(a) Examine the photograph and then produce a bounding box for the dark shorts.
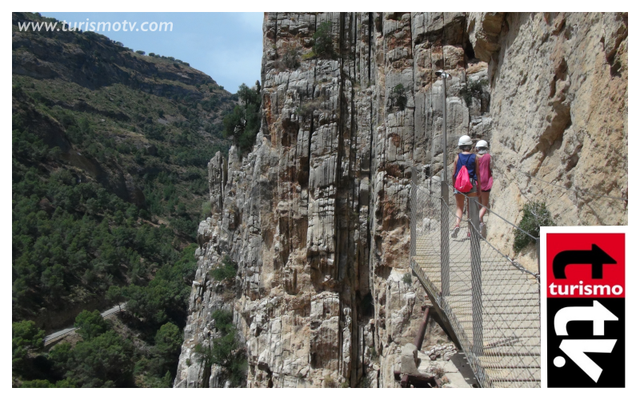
[481,189,491,193]
[454,181,477,195]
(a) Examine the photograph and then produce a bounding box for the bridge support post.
[536,238,540,275]
[440,186,450,297]
[410,168,417,260]
[469,199,483,356]
[440,73,450,298]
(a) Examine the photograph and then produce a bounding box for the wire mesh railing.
[410,170,541,388]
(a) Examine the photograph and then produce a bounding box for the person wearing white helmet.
[475,140,493,238]
[451,135,482,238]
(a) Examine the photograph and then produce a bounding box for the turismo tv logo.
[546,232,625,388]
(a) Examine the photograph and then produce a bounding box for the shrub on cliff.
[313,21,335,58]
[295,94,328,119]
[209,255,237,282]
[193,308,247,387]
[513,201,554,253]
[459,78,488,107]
[388,84,407,111]
[223,83,261,155]
[280,46,300,70]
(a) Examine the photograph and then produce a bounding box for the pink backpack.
[455,166,473,192]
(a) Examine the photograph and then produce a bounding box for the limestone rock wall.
[174,12,627,388]
[468,12,628,267]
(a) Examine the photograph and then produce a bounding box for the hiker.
[476,140,493,238]
[451,135,481,238]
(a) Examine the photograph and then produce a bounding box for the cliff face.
[174,12,627,388]
[468,12,628,267]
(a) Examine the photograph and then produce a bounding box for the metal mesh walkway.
[410,179,541,388]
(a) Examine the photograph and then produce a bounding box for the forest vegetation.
[12,12,259,387]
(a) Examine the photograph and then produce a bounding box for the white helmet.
[458,135,472,146]
[476,140,488,148]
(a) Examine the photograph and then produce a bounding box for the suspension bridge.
[410,173,542,388]
[409,65,627,387]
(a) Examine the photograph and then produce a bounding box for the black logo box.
[547,298,625,388]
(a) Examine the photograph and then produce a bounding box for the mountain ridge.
[12,11,234,330]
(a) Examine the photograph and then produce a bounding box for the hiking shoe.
[480,222,487,238]
[451,226,460,238]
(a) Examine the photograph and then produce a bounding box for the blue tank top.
[455,153,477,181]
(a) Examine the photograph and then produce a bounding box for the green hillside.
[12,12,247,387]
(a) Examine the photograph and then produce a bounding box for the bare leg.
[456,194,465,226]
[479,191,490,222]
[452,193,465,238]
[454,193,465,227]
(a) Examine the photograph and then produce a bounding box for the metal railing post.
[410,168,417,259]
[469,199,483,356]
[440,185,450,297]
[440,74,450,297]
[536,237,540,275]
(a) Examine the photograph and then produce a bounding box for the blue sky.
[42,12,264,93]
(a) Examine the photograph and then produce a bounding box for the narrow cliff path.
[43,303,127,346]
